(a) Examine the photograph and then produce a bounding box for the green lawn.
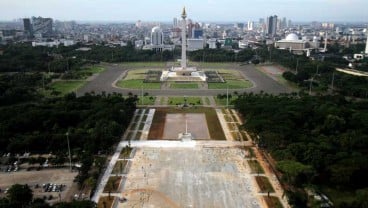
[49,81,86,95]
[255,176,275,193]
[112,160,128,174]
[248,160,265,174]
[137,96,156,105]
[119,146,133,159]
[167,97,202,105]
[208,80,252,89]
[214,96,238,106]
[170,83,199,89]
[82,66,105,74]
[116,80,161,89]
[191,62,236,68]
[124,69,151,80]
[121,62,165,68]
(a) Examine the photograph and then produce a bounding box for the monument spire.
[182,7,187,19]
[181,7,187,69]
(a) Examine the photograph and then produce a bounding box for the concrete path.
[253,147,290,208]
[140,109,155,140]
[208,96,217,107]
[154,96,162,106]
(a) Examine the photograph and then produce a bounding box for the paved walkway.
[253,147,290,208]
[92,107,289,208]
[154,96,162,106]
[140,109,155,140]
[208,96,217,107]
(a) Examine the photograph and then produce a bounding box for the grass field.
[137,96,156,105]
[168,97,202,105]
[116,80,161,89]
[119,146,133,159]
[214,95,238,106]
[49,81,86,95]
[112,160,128,174]
[248,160,265,174]
[124,69,149,80]
[121,62,165,68]
[82,66,105,74]
[190,62,236,68]
[208,80,252,89]
[170,83,199,89]
[255,176,275,193]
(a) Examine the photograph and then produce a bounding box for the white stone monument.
[160,7,207,82]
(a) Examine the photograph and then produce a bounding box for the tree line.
[235,92,368,207]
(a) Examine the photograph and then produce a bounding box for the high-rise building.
[192,28,203,39]
[288,20,292,28]
[173,18,178,27]
[266,15,277,36]
[151,26,163,46]
[247,21,254,31]
[32,17,53,37]
[282,17,287,29]
[23,18,32,37]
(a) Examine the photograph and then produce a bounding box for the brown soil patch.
[148,109,166,139]
[264,196,284,208]
[98,196,116,208]
[103,176,122,193]
[147,107,225,140]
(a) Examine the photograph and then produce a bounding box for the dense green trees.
[0,93,136,154]
[6,184,33,208]
[0,43,173,74]
[235,93,368,207]
[189,48,255,62]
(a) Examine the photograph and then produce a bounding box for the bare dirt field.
[147,107,225,140]
[0,169,77,203]
[118,147,261,208]
[163,113,210,140]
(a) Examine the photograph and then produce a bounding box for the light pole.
[309,77,314,95]
[66,131,72,172]
[226,85,229,108]
[141,84,144,105]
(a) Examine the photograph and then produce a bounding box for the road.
[77,63,293,97]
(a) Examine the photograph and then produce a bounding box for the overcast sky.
[0,0,367,22]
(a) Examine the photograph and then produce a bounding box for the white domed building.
[275,33,310,51]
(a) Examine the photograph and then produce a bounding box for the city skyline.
[1,0,368,23]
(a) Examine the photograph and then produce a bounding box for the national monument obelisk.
[181,7,187,69]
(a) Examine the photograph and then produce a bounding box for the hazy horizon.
[1,0,368,23]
